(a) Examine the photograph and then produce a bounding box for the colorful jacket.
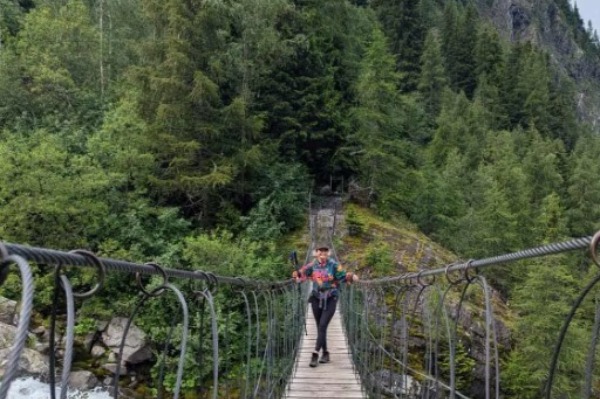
[297,257,354,299]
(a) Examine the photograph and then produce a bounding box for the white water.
[3,377,113,399]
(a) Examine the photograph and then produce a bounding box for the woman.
[293,243,359,367]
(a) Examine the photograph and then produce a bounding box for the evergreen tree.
[418,28,447,117]
[547,75,579,150]
[520,127,564,213]
[504,241,586,398]
[371,0,425,91]
[500,42,529,129]
[348,27,414,213]
[256,0,370,183]
[518,50,551,134]
[0,0,102,129]
[441,1,477,97]
[474,24,504,86]
[566,135,600,236]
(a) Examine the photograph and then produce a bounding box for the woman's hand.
[292,271,301,283]
[352,274,359,282]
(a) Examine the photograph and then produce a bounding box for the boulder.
[0,322,17,348]
[68,370,98,390]
[0,297,17,325]
[0,347,48,378]
[102,317,152,365]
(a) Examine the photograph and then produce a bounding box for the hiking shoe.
[309,352,319,367]
[319,351,330,363]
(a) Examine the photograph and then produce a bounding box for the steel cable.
[2,242,292,288]
[0,255,34,399]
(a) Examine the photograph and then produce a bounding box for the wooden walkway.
[286,305,365,398]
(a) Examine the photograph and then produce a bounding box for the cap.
[315,243,330,251]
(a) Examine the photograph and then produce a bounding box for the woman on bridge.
[293,243,359,367]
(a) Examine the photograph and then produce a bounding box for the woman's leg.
[309,297,322,367]
[310,296,323,351]
[316,297,337,353]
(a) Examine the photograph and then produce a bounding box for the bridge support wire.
[342,231,600,399]
[0,242,303,399]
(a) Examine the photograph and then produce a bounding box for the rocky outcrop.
[0,297,17,325]
[101,317,152,366]
[478,0,600,127]
[68,370,98,390]
[0,347,49,378]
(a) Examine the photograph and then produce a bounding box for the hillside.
[478,0,600,127]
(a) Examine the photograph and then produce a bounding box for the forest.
[2,0,600,397]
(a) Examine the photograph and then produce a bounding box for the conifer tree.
[418,28,447,117]
[441,1,477,97]
[474,24,504,86]
[520,127,564,212]
[349,27,414,213]
[371,0,425,91]
[566,135,600,236]
[0,0,101,129]
[518,50,551,134]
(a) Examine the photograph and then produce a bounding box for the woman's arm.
[333,262,359,283]
[292,261,315,281]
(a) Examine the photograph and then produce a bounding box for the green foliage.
[503,257,586,398]
[0,0,599,396]
[364,241,394,276]
[371,0,426,91]
[1,0,103,129]
[0,130,109,249]
[346,208,365,237]
[418,29,447,117]
[242,162,310,241]
[73,316,97,335]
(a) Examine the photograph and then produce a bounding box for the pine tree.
[441,1,477,97]
[566,135,600,236]
[0,0,102,129]
[474,24,504,86]
[418,28,447,117]
[371,0,426,91]
[349,27,415,214]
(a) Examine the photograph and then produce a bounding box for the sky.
[572,0,600,34]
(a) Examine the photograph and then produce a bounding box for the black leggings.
[309,295,337,353]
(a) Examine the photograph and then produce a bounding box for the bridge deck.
[286,305,365,398]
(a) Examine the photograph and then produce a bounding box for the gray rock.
[0,297,17,325]
[0,347,48,378]
[96,320,109,332]
[91,344,106,358]
[83,332,96,353]
[102,362,119,375]
[102,317,152,365]
[68,370,98,390]
[0,322,17,348]
[31,326,46,336]
[370,369,421,397]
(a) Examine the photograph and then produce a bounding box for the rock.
[96,320,109,332]
[0,297,17,325]
[31,326,46,336]
[83,332,96,353]
[102,363,119,375]
[370,369,421,396]
[91,344,106,358]
[68,370,98,390]
[0,322,17,348]
[102,317,152,365]
[0,347,49,378]
[34,342,51,355]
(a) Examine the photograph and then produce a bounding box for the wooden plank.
[285,305,366,399]
[286,391,365,398]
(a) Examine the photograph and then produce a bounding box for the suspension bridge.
[0,198,599,399]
